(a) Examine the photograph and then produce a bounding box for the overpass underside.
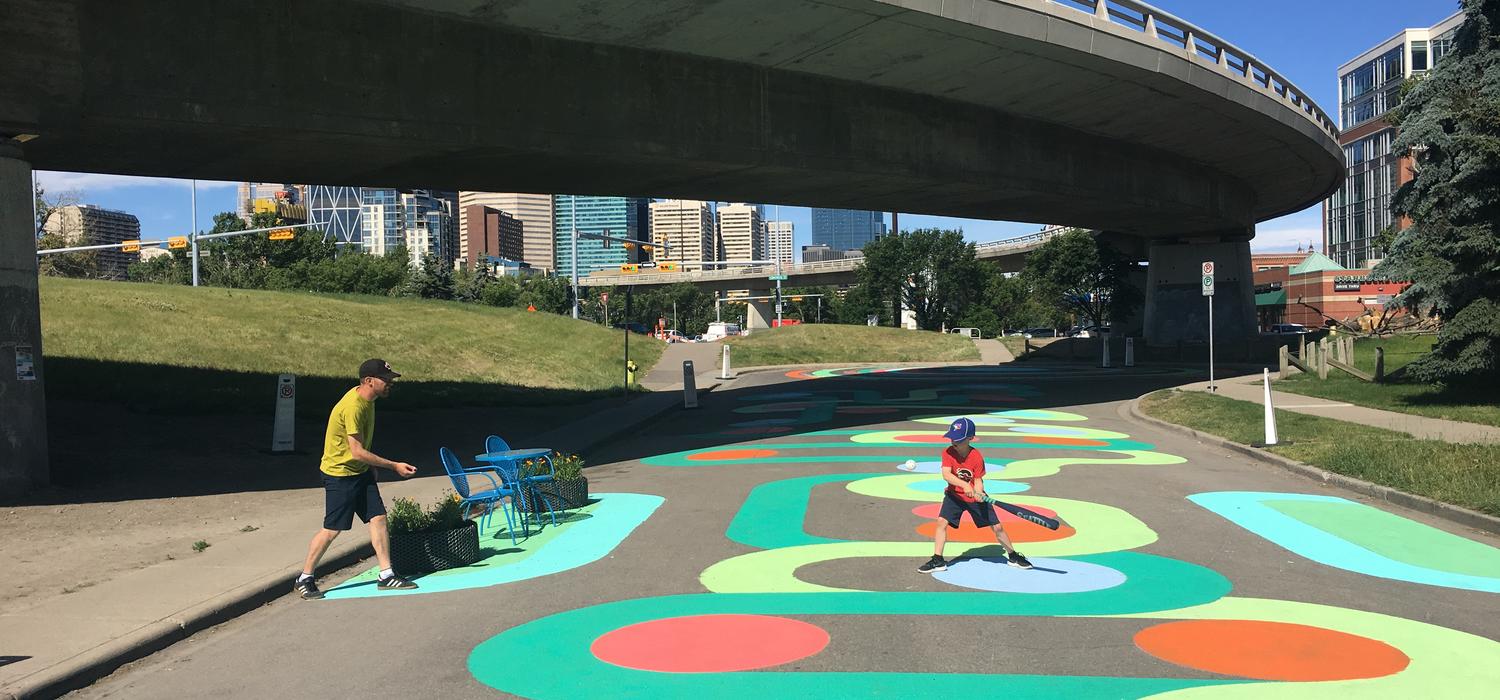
[0,0,1342,493]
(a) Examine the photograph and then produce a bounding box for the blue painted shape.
[897,460,1008,474]
[1189,491,1500,593]
[908,479,1027,495]
[933,557,1127,593]
[324,493,664,599]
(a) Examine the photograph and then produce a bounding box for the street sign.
[121,240,141,253]
[769,274,788,281]
[1201,261,1215,297]
[639,260,657,269]
[168,236,188,250]
[268,228,295,241]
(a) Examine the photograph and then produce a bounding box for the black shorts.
[938,492,1000,529]
[323,470,386,531]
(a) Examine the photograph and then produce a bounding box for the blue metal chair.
[439,447,520,545]
[481,435,560,529]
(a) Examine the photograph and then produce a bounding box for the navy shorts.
[323,471,386,531]
[938,492,1000,529]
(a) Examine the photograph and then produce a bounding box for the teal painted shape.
[1189,491,1500,593]
[641,441,1150,467]
[727,473,886,548]
[323,493,664,599]
[468,553,1239,698]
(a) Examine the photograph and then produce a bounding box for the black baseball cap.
[358,358,401,381]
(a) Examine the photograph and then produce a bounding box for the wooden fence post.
[1279,345,1290,379]
[1375,346,1385,382]
[1318,339,1329,379]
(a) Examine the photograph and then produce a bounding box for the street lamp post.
[570,196,579,319]
[190,179,199,287]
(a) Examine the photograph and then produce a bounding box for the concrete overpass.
[1,0,1341,493]
[581,228,1062,292]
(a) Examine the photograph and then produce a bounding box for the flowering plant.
[521,452,584,482]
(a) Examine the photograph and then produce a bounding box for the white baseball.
[903,459,916,470]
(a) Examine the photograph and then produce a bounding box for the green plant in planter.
[388,493,466,535]
[521,452,585,481]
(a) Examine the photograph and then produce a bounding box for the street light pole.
[570,196,579,319]
[190,179,199,287]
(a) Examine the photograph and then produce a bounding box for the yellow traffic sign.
[167,236,188,250]
[791,296,803,302]
[269,228,295,241]
[121,240,141,253]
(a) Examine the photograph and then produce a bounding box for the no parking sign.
[272,374,296,453]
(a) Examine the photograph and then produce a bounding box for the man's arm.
[347,433,417,477]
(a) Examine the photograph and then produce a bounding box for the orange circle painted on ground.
[911,503,1074,542]
[784,370,816,379]
[591,614,830,673]
[1018,436,1110,446]
[685,448,780,461]
[1134,620,1409,681]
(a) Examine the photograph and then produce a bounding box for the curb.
[1121,392,1500,538]
[3,393,688,700]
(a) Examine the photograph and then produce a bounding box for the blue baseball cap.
[942,417,977,442]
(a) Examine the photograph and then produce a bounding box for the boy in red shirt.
[917,417,1033,573]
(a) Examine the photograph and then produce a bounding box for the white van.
[702,322,742,342]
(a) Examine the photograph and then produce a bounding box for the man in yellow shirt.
[295,359,419,599]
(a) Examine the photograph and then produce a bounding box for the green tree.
[857,229,988,330]
[1021,228,1141,328]
[402,254,455,300]
[520,275,573,315]
[33,184,101,278]
[1373,0,1500,384]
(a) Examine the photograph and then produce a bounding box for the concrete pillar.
[746,298,774,330]
[0,141,49,496]
[1143,236,1257,346]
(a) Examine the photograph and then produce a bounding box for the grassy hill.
[38,278,664,414]
[721,324,979,367]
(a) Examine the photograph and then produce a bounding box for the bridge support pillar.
[746,297,775,330]
[1143,235,1256,347]
[0,141,50,496]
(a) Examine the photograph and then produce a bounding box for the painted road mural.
[452,370,1496,697]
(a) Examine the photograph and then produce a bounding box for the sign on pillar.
[271,374,296,453]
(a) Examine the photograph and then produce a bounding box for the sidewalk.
[0,392,683,700]
[640,340,726,392]
[973,338,1014,364]
[1181,373,1500,444]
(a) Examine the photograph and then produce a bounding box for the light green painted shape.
[1264,500,1500,579]
[702,496,1156,593]
[850,425,1131,442]
[1115,596,1500,699]
[845,473,1027,502]
[915,409,1090,424]
[998,450,1189,478]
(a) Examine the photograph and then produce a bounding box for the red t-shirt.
[942,445,986,503]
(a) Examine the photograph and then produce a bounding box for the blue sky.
[34,0,1458,254]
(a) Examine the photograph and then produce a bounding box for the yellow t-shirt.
[320,387,375,477]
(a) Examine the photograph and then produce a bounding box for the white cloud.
[1252,225,1321,253]
[34,171,238,194]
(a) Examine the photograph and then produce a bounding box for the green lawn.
[1277,334,1500,427]
[721,324,979,367]
[1141,390,1500,516]
[999,336,1028,359]
[38,278,663,414]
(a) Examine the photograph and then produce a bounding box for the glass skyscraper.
[553,196,649,276]
[810,208,885,253]
[359,188,458,267]
[306,185,365,244]
[1324,11,1462,269]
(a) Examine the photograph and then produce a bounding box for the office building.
[717,202,763,263]
[1253,251,1411,329]
[1324,10,1463,269]
[766,220,794,265]
[458,192,555,271]
[42,204,140,279]
[810,208,885,254]
[553,195,648,277]
[461,205,524,269]
[306,185,365,244]
[649,199,716,270]
[801,243,861,263]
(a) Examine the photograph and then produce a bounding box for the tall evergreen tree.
[1374,0,1500,384]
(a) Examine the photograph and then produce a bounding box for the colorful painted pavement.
[465,388,1500,697]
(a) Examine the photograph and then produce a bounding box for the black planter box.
[388,519,481,575]
[516,476,589,513]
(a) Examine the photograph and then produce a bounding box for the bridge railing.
[1048,0,1338,138]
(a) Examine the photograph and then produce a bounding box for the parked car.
[1023,328,1058,338]
[702,322,742,342]
[1267,323,1310,334]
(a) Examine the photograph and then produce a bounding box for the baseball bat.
[982,496,1060,530]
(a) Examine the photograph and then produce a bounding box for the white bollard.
[1124,337,1135,367]
[271,373,296,453]
[1260,368,1279,446]
[720,344,733,380]
[682,360,698,409]
[1101,334,1112,368]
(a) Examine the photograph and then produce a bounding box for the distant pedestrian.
[917,417,1032,574]
[295,359,419,599]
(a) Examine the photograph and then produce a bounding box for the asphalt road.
[69,364,1500,699]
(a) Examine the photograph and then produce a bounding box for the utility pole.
[190,179,199,287]
[570,196,579,319]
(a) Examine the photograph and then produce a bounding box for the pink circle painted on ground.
[685,448,780,461]
[591,614,830,673]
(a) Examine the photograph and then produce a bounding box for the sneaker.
[376,574,419,590]
[1007,551,1034,569]
[917,555,948,573]
[294,577,323,600]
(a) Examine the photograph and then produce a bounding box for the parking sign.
[1201,261,1215,296]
